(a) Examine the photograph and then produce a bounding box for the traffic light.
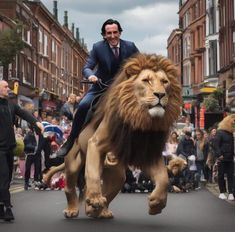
[13,80,19,95]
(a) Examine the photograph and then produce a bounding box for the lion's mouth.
[148,104,165,118]
[148,103,165,109]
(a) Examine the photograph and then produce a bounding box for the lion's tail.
[42,163,65,186]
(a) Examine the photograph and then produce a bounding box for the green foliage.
[203,94,220,112]
[13,137,25,157]
[0,27,24,66]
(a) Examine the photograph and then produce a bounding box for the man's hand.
[88,75,98,83]
[35,122,44,134]
[217,155,223,161]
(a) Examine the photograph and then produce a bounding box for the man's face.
[0,80,10,98]
[69,95,76,104]
[103,23,121,47]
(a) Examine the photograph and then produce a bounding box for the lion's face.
[133,69,170,118]
[103,53,182,131]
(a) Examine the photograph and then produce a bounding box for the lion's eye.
[161,79,168,85]
[142,78,151,85]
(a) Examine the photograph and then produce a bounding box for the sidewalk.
[206,183,235,205]
[10,177,24,193]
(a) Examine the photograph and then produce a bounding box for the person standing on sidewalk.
[0,80,44,221]
[56,18,139,157]
[213,115,235,201]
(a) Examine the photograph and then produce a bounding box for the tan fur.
[218,114,235,133]
[61,53,182,219]
[42,163,65,186]
[167,156,187,176]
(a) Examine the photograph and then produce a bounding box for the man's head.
[101,19,122,47]
[0,80,10,98]
[68,93,76,104]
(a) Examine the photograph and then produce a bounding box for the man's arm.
[82,44,98,79]
[13,104,44,133]
[213,131,222,159]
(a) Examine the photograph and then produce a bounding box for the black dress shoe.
[4,207,14,221]
[56,137,74,158]
[0,205,5,219]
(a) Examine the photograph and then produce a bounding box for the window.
[208,0,216,34]
[208,40,217,75]
[183,63,191,86]
[22,28,31,44]
[44,34,48,56]
[39,30,43,54]
[183,35,191,59]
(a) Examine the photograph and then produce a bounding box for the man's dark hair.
[101,19,123,36]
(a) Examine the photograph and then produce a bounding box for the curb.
[206,183,235,205]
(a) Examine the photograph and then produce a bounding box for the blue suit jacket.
[82,39,139,85]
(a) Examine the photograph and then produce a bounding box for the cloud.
[48,0,176,14]
[41,0,179,55]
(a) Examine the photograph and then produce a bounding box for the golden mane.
[93,53,182,131]
[91,53,182,167]
[218,114,235,133]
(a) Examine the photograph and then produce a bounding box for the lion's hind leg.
[63,142,84,218]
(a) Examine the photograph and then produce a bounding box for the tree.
[203,94,220,112]
[0,25,24,80]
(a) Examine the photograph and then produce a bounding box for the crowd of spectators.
[121,117,235,200]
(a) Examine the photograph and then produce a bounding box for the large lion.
[46,53,182,219]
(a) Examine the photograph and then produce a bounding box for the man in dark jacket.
[57,18,139,157]
[60,93,76,121]
[213,118,235,201]
[176,131,195,159]
[0,80,43,221]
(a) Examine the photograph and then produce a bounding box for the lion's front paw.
[63,207,79,218]
[148,189,167,215]
[98,208,114,219]
[85,193,107,218]
[86,193,107,209]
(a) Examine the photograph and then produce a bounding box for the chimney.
[76,27,80,41]
[81,38,84,47]
[71,23,74,36]
[64,11,68,28]
[53,1,58,20]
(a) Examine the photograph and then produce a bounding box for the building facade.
[0,0,88,112]
[218,0,235,111]
[167,0,235,127]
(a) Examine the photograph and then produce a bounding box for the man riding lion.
[45,53,182,219]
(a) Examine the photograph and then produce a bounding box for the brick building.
[0,0,88,112]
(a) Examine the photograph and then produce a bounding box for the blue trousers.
[70,85,105,140]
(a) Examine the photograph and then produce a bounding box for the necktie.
[113,47,119,59]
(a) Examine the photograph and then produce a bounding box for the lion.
[47,53,182,219]
[217,114,235,133]
[166,155,188,193]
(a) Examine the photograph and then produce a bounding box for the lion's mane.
[92,53,182,167]
[218,114,235,133]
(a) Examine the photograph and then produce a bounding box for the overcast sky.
[41,0,179,56]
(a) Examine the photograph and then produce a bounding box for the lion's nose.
[154,92,165,99]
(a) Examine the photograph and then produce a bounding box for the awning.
[200,87,217,93]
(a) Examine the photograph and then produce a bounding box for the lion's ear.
[124,59,141,79]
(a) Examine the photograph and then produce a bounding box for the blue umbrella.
[42,121,51,127]
[43,124,64,140]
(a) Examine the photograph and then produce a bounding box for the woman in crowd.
[194,129,209,184]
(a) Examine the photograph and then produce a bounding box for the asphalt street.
[1,185,235,232]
